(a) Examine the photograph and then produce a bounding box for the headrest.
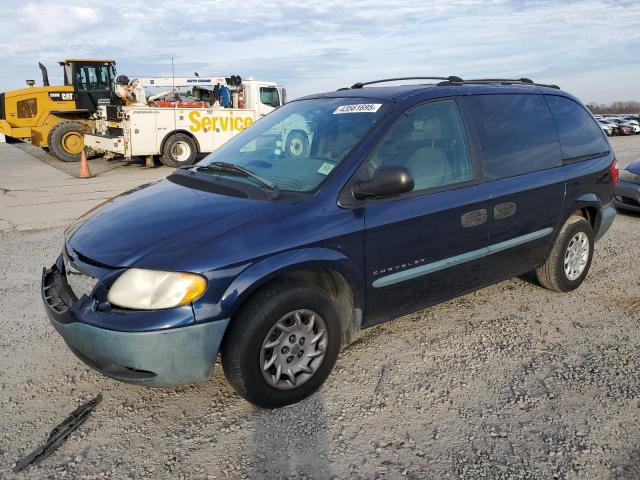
[421,117,445,141]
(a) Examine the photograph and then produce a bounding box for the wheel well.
[160,130,200,154]
[238,268,359,348]
[572,207,598,229]
[285,129,308,144]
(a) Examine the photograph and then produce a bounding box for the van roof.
[299,79,572,103]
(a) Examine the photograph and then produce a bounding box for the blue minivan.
[42,77,617,408]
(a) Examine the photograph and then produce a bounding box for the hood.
[66,178,281,270]
[625,159,640,175]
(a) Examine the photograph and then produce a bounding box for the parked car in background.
[597,119,618,136]
[622,115,640,123]
[614,159,640,212]
[42,77,617,408]
[605,118,639,135]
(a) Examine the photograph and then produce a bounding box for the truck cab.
[242,78,286,117]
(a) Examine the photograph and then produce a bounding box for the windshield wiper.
[198,162,278,192]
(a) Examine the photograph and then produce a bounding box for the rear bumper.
[42,264,229,386]
[595,202,617,241]
[614,181,640,212]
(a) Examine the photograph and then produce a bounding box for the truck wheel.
[160,133,197,167]
[221,280,341,408]
[48,121,85,162]
[536,215,594,292]
[285,131,309,158]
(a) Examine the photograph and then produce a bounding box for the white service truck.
[84,76,288,167]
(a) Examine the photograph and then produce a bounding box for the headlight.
[107,269,207,310]
[619,170,640,184]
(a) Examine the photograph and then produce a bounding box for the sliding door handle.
[494,202,517,220]
[461,208,488,227]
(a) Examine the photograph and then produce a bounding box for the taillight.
[610,157,619,186]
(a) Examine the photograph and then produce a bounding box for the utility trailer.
[85,76,292,167]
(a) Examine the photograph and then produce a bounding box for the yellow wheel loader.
[0,59,116,162]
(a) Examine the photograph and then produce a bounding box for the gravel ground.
[1,137,640,479]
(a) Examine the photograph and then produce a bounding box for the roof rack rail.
[437,77,560,89]
[350,76,463,89]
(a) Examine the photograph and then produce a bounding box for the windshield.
[197,97,390,192]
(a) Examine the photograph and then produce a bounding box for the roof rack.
[437,77,560,89]
[350,76,463,89]
[344,76,559,90]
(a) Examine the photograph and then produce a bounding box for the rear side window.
[544,95,610,160]
[466,94,561,180]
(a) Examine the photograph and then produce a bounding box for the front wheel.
[221,280,341,408]
[160,133,197,167]
[284,131,309,159]
[536,215,594,292]
[48,121,85,162]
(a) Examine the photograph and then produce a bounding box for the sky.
[0,0,638,104]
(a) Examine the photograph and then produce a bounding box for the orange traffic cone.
[78,149,93,178]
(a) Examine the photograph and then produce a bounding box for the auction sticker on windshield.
[333,104,382,114]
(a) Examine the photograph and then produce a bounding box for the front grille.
[42,267,73,314]
[63,253,99,300]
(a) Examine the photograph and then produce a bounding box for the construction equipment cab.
[85,76,287,167]
[0,59,116,162]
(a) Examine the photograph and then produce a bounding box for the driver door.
[361,98,492,325]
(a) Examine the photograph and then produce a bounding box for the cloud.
[0,0,638,103]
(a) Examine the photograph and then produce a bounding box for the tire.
[160,133,197,167]
[284,131,309,159]
[48,121,85,162]
[221,280,341,408]
[536,215,594,292]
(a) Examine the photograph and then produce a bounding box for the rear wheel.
[160,133,197,167]
[221,280,341,408]
[536,215,594,292]
[48,121,85,162]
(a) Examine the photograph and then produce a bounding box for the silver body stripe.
[372,227,553,288]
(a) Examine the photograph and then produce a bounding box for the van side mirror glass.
[353,165,415,199]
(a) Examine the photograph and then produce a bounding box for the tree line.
[587,101,640,114]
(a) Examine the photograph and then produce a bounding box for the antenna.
[172,57,178,171]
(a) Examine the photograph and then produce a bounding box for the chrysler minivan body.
[42,77,617,408]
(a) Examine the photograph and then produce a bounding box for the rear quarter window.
[544,95,610,161]
[466,94,562,180]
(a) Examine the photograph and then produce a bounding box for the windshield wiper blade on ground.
[13,394,102,472]
[201,162,278,191]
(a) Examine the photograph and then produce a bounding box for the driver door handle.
[461,208,488,228]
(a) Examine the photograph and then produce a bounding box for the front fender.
[192,247,363,323]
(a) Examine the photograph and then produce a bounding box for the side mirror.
[352,165,415,200]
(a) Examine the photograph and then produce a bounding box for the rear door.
[361,98,492,325]
[462,93,565,280]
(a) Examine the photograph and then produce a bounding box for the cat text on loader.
[0,59,116,162]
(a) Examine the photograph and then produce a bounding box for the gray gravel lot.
[1,137,640,479]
